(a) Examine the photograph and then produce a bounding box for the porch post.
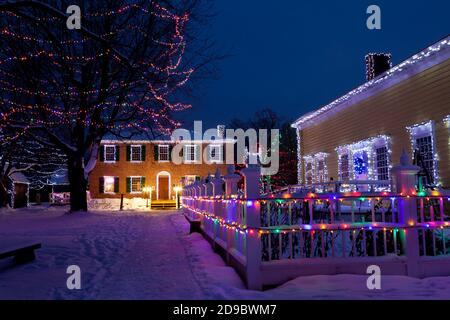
[223,165,240,197]
[391,150,421,277]
[241,164,262,290]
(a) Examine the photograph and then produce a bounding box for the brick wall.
[89,142,229,200]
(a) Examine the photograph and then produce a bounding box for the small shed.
[8,171,30,209]
[48,170,70,205]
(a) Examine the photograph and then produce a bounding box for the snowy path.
[2,207,450,299]
[97,213,209,299]
[0,208,231,299]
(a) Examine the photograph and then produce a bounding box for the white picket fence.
[182,162,450,290]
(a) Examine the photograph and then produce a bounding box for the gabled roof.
[292,36,450,130]
[9,171,29,184]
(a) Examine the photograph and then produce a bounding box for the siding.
[299,58,450,187]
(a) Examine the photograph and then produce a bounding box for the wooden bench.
[0,243,42,264]
[184,214,202,234]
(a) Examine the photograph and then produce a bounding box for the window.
[305,161,313,185]
[375,147,389,181]
[130,145,142,162]
[131,177,143,193]
[316,158,327,183]
[415,136,435,183]
[104,145,116,162]
[408,121,437,185]
[208,144,222,163]
[158,145,170,162]
[183,175,197,186]
[184,144,197,163]
[339,154,350,182]
[104,176,115,193]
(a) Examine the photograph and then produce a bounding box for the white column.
[223,165,241,197]
[391,150,421,277]
[241,164,262,290]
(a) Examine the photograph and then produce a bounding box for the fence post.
[391,151,421,277]
[241,164,262,290]
[211,168,224,197]
[223,165,241,197]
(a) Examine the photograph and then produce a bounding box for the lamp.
[174,185,182,209]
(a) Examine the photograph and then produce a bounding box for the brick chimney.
[365,53,392,81]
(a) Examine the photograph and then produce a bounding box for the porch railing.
[182,160,450,290]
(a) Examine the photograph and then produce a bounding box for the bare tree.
[0,0,216,211]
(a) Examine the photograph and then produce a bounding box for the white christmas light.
[292,38,450,129]
[303,152,329,184]
[336,135,392,183]
[406,120,440,186]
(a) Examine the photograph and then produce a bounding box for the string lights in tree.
[0,0,212,211]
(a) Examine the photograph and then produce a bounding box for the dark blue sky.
[181,0,450,129]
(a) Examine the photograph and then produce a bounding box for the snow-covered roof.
[292,36,450,130]
[9,171,29,184]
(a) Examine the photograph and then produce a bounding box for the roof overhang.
[292,37,450,130]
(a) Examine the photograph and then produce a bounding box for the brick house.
[89,139,232,204]
[292,37,450,190]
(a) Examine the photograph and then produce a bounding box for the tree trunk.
[68,156,88,212]
[0,178,8,207]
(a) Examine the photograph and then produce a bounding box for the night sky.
[181,0,450,129]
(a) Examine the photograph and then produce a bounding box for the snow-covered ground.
[1,206,450,300]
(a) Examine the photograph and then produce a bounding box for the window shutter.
[154,145,159,161]
[99,177,104,194]
[115,146,120,161]
[114,177,119,193]
[126,145,131,161]
[99,146,105,162]
[195,144,201,163]
[180,144,184,157]
[126,177,131,193]
[168,145,173,161]
[141,177,146,189]
[141,145,146,161]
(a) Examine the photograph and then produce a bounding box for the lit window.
[316,158,327,183]
[130,145,142,162]
[208,144,222,163]
[339,154,350,182]
[184,144,197,162]
[415,136,435,184]
[159,145,170,162]
[305,160,313,185]
[375,147,389,181]
[104,145,116,162]
[131,177,143,193]
[104,176,115,193]
[183,175,197,186]
[408,121,438,185]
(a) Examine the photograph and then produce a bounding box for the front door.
[158,175,169,199]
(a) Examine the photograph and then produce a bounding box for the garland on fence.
[185,191,449,203]
[184,205,450,236]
